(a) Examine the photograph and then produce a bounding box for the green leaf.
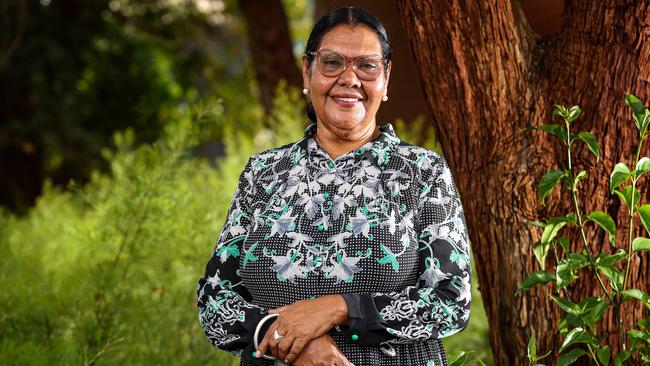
[627,329,650,344]
[556,237,571,254]
[613,349,632,366]
[527,124,568,143]
[539,170,566,205]
[560,327,593,352]
[551,295,582,314]
[533,241,550,269]
[518,271,556,291]
[633,237,650,252]
[638,204,650,236]
[577,131,599,161]
[599,265,624,292]
[572,170,588,191]
[557,348,587,366]
[595,250,626,268]
[567,105,582,123]
[541,218,570,244]
[621,289,650,309]
[610,163,631,193]
[613,185,640,209]
[528,330,537,360]
[585,211,616,246]
[625,93,646,130]
[579,296,608,330]
[635,157,650,179]
[447,351,471,366]
[556,260,578,289]
[597,346,611,366]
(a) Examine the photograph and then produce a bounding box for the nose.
[336,61,362,88]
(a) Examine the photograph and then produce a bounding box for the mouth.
[330,94,364,107]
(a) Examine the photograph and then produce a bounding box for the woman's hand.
[256,295,349,363]
[293,334,354,366]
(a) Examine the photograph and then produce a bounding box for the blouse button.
[351,334,359,341]
[328,161,335,168]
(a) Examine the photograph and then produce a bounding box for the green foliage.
[520,96,650,364]
[0,89,492,364]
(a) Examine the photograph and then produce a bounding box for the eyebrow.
[318,48,383,58]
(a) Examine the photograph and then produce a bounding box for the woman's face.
[302,24,391,139]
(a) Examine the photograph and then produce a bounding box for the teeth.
[336,97,358,102]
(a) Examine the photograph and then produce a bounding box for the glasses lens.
[318,52,346,76]
[354,57,383,80]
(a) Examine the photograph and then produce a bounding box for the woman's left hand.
[256,294,349,363]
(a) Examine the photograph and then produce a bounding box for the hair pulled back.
[304,7,392,123]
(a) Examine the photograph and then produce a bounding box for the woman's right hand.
[292,334,354,366]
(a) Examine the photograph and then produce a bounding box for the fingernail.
[254,351,261,358]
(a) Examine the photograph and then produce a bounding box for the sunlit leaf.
[597,346,610,366]
[559,327,592,352]
[550,295,582,314]
[638,204,650,236]
[518,271,555,291]
[557,348,587,366]
[577,131,599,162]
[610,163,631,193]
[448,351,471,366]
[527,124,567,143]
[635,157,650,179]
[632,237,650,252]
[567,106,582,123]
[585,211,616,246]
[613,185,640,209]
[621,289,650,309]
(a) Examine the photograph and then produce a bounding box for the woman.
[197,7,471,366]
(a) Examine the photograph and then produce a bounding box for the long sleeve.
[196,157,267,362]
[340,154,471,346]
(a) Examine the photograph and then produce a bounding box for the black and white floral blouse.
[197,123,471,366]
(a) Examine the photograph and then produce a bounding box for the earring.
[302,88,309,95]
[382,95,388,102]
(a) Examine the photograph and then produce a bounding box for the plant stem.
[622,136,644,292]
[618,132,645,351]
[565,122,613,303]
[586,343,601,366]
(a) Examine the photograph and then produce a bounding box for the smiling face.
[302,24,391,140]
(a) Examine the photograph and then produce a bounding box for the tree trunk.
[238,0,302,114]
[397,1,649,365]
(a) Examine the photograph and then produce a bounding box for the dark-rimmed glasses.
[306,49,387,81]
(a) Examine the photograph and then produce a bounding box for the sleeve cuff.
[340,293,385,345]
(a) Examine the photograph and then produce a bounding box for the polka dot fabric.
[197,123,471,365]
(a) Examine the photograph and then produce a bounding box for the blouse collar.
[294,123,400,169]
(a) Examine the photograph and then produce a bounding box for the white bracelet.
[253,313,279,360]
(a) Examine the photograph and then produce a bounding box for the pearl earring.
[382,95,388,102]
[302,88,309,95]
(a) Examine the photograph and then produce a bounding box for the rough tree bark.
[397,1,649,365]
[238,0,302,114]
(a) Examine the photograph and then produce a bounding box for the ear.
[301,55,311,90]
[383,61,392,96]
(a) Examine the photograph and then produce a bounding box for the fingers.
[276,334,296,362]
[256,320,278,358]
[284,337,308,363]
[269,305,287,314]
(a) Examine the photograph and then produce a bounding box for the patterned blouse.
[197,123,471,366]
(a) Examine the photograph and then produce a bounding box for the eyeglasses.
[306,49,387,81]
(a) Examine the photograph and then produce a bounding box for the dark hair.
[304,7,392,123]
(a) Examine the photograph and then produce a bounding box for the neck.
[315,123,381,160]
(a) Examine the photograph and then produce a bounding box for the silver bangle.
[253,313,279,360]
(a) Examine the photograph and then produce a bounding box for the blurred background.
[0,0,491,364]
